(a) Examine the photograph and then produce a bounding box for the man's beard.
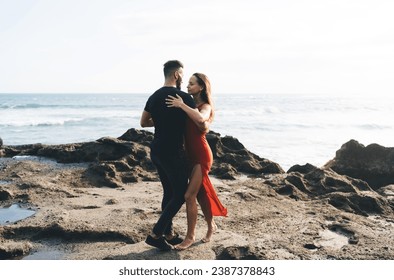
[176,77,182,90]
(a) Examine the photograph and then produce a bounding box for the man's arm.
[140,110,154,127]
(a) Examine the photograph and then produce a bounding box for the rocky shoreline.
[0,129,393,260]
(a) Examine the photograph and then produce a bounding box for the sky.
[1,0,393,95]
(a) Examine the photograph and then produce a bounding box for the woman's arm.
[196,105,211,133]
[166,94,210,132]
[140,110,154,127]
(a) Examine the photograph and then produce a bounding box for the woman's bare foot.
[202,221,217,243]
[175,237,195,250]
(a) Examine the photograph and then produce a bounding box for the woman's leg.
[175,164,203,250]
[197,190,217,242]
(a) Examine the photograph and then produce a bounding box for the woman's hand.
[165,94,184,108]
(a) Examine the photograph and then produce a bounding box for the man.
[140,60,196,250]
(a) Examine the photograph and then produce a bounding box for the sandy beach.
[1,129,393,260]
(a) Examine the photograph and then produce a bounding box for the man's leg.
[152,158,174,236]
[152,153,188,237]
[145,153,180,251]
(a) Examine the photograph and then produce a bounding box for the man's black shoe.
[145,235,173,251]
[165,233,183,245]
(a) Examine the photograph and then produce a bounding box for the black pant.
[150,149,189,236]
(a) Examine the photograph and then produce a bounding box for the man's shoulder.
[159,87,190,98]
[178,91,195,108]
[175,89,189,97]
[150,87,194,107]
[150,87,182,96]
[166,87,187,95]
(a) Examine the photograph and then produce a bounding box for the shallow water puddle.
[0,204,36,225]
[0,180,11,185]
[23,248,66,260]
[317,229,349,250]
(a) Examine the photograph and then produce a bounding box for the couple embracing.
[140,60,227,251]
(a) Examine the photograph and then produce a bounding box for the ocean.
[1,93,393,171]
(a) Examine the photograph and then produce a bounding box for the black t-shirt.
[144,86,196,154]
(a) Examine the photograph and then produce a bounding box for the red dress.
[184,114,227,217]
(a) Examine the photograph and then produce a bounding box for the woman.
[166,73,227,250]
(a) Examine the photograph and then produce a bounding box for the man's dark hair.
[163,60,183,78]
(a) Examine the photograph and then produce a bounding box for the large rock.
[324,140,394,190]
[118,128,153,145]
[268,167,393,216]
[206,132,284,178]
[0,129,284,186]
[0,241,32,259]
[287,163,317,174]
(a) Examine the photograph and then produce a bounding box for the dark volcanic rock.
[214,245,265,260]
[377,185,394,205]
[287,163,317,174]
[0,137,3,147]
[302,168,372,195]
[273,167,393,216]
[324,140,394,190]
[1,143,45,158]
[206,132,284,177]
[2,134,394,260]
[282,168,373,197]
[0,136,148,164]
[210,163,238,180]
[327,192,389,216]
[0,188,13,201]
[1,129,284,185]
[118,128,154,145]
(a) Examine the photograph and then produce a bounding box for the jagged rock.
[1,137,148,164]
[0,241,32,260]
[0,137,3,147]
[0,188,13,201]
[37,137,138,163]
[2,133,394,260]
[287,163,317,174]
[85,161,156,188]
[211,163,238,180]
[284,168,372,197]
[274,167,393,216]
[118,128,154,145]
[3,132,393,216]
[377,185,394,204]
[275,183,308,201]
[0,129,284,186]
[1,143,44,158]
[328,192,390,216]
[303,168,372,195]
[324,140,394,190]
[214,245,265,260]
[206,132,285,178]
